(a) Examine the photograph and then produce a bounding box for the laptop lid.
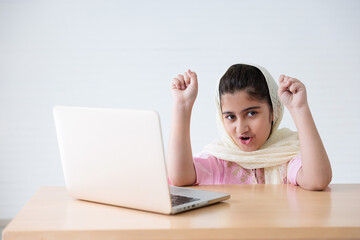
[54,106,173,214]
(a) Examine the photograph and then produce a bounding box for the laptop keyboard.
[171,194,200,207]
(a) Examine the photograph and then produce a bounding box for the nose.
[235,119,249,135]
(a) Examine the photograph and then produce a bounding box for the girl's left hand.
[278,75,308,112]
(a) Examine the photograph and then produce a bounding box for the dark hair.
[219,64,273,113]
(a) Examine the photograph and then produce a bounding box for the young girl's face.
[221,90,273,152]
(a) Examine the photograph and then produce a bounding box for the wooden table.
[3,184,360,239]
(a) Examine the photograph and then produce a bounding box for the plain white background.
[0,0,359,220]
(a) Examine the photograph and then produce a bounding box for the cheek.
[223,120,238,139]
[253,117,272,134]
[222,120,233,133]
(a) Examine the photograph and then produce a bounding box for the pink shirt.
[193,153,302,185]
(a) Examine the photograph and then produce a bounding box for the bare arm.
[278,75,332,191]
[167,70,198,186]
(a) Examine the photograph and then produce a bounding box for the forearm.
[290,106,332,190]
[167,103,196,186]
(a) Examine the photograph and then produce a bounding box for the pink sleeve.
[287,155,302,186]
[193,153,225,185]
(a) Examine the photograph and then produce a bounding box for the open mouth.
[240,137,252,145]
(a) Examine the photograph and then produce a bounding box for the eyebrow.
[222,106,261,115]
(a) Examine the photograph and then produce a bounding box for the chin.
[242,147,257,152]
[236,143,258,152]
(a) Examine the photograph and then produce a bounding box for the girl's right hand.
[171,69,198,108]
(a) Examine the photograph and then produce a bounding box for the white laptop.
[53,106,230,214]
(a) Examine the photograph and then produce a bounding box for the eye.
[247,111,257,117]
[225,115,236,120]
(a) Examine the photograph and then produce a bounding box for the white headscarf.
[202,63,300,184]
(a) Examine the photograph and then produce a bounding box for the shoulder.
[193,153,228,168]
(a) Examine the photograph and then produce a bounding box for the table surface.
[3,184,360,240]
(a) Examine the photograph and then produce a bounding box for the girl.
[167,63,332,191]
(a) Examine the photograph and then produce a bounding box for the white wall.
[0,0,359,219]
